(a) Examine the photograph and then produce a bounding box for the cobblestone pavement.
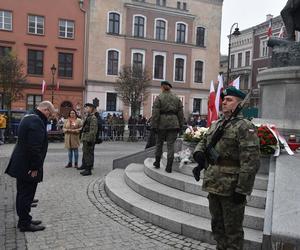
[0,142,215,250]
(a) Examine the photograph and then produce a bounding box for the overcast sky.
[220,0,286,54]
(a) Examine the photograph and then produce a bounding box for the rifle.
[205,90,252,165]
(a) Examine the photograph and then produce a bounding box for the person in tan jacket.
[0,113,7,144]
[63,109,82,168]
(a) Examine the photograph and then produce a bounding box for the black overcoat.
[5,109,48,182]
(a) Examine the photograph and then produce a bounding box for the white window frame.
[152,51,166,81]
[0,10,12,31]
[173,54,187,83]
[107,11,122,35]
[28,15,44,35]
[131,49,146,70]
[260,38,269,58]
[178,95,185,108]
[132,14,147,38]
[154,18,168,41]
[175,21,188,43]
[106,48,121,76]
[59,19,75,39]
[193,59,205,84]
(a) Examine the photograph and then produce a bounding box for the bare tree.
[0,52,26,110]
[115,65,151,118]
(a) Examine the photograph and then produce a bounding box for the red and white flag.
[229,76,240,89]
[41,80,47,94]
[207,80,218,127]
[56,81,60,91]
[267,18,272,37]
[278,25,286,38]
[215,74,224,116]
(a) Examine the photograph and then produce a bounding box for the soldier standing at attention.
[193,87,260,250]
[151,80,184,173]
[78,103,98,176]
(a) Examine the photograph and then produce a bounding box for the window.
[28,15,44,35]
[183,3,187,10]
[59,19,74,39]
[134,16,145,38]
[174,54,186,82]
[196,27,205,47]
[177,1,181,9]
[242,75,249,90]
[245,51,250,66]
[238,53,242,67]
[0,93,4,109]
[58,53,73,78]
[194,60,203,83]
[193,98,201,113]
[107,50,119,75]
[162,0,166,6]
[108,12,120,34]
[153,52,166,80]
[260,40,268,57]
[106,93,117,111]
[0,46,11,58]
[176,23,186,43]
[230,54,235,69]
[27,95,42,111]
[155,19,166,40]
[0,10,12,30]
[27,49,44,75]
[132,52,143,70]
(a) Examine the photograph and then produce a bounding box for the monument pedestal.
[256,66,300,138]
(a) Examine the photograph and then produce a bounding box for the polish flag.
[207,80,218,127]
[278,25,286,38]
[41,80,47,94]
[56,81,60,91]
[267,18,272,37]
[215,74,224,116]
[229,76,240,89]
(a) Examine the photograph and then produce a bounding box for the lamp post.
[226,23,241,86]
[50,64,56,104]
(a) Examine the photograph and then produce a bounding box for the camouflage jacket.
[194,116,260,196]
[81,113,98,143]
[151,91,184,130]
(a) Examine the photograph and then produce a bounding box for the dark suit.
[5,109,48,227]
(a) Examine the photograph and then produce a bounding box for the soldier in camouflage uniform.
[79,103,98,176]
[151,81,184,173]
[193,87,260,250]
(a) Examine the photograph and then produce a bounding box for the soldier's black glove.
[192,151,206,182]
[232,192,246,204]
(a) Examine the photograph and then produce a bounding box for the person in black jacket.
[5,101,56,232]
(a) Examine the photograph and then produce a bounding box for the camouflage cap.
[84,103,96,109]
[221,86,246,100]
[161,80,172,88]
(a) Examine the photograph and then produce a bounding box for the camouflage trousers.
[208,193,246,250]
[82,141,95,170]
[155,129,178,165]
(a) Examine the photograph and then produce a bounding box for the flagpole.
[50,64,56,104]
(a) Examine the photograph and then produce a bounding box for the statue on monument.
[281,0,300,41]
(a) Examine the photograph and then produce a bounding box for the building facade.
[87,0,223,119]
[0,0,88,117]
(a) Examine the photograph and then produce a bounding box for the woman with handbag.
[63,109,82,168]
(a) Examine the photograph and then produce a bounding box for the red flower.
[261,140,266,145]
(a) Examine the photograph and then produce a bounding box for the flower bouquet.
[257,125,278,155]
[183,126,208,143]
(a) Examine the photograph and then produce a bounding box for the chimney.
[266,14,273,21]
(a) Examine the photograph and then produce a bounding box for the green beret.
[84,103,96,108]
[161,80,172,88]
[221,86,246,100]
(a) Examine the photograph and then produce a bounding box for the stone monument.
[256,0,300,137]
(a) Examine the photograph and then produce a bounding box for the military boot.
[80,169,92,176]
[153,157,161,169]
[165,160,173,173]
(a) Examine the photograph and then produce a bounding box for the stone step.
[104,168,263,250]
[144,158,267,209]
[125,163,265,231]
[161,153,269,191]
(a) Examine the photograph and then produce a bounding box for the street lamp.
[226,23,241,86]
[50,64,57,104]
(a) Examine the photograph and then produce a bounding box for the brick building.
[86,0,223,119]
[0,0,88,117]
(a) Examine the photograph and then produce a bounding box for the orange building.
[0,0,88,117]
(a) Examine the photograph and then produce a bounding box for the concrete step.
[144,158,267,209]
[161,153,269,191]
[105,168,263,250]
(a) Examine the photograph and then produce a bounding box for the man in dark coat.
[5,101,56,232]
